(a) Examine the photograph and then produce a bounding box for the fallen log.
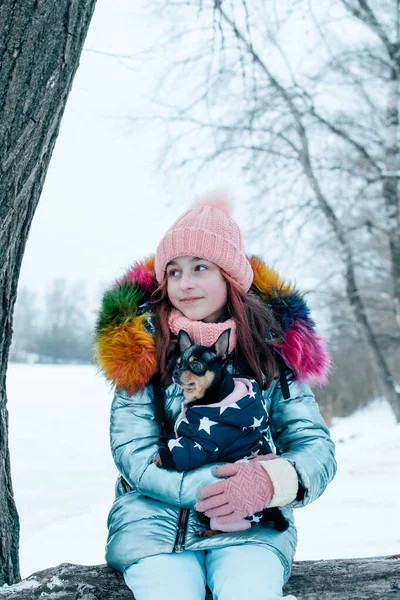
[0,555,399,599]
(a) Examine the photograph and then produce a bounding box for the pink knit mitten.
[209,516,251,532]
[196,456,299,523]
[195,461,275,523]
[248,452,279,463]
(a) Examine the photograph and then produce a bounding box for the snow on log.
[0,556,399,599]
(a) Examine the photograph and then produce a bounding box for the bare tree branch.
[340,0,393,54]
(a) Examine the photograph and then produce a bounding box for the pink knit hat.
[155,192,253,291]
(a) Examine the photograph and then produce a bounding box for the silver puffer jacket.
[106,375,335,582]
[95,255,337,582]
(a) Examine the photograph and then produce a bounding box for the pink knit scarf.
[168,308,237,353]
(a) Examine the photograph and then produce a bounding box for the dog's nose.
[181,376,194,385]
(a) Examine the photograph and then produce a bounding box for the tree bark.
[0,0,97,585]
[0,556,399,599]
[379,41,400,420]
[383,64,400,325]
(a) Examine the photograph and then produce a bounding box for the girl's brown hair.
[150,271,285,390]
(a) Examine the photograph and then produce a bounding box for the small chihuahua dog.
[172,328,235,405]
[153,328,289,536]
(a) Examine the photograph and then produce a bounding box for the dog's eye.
[190,361,204,374]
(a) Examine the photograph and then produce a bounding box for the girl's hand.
[247,452,279,463]
[196,515,251,538]
[195,460,275,523]
[209,516,251,532]
[195,453,299,522]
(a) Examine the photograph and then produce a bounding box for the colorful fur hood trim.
[94,254,331,395]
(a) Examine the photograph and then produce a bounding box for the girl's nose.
[179,271,195,290]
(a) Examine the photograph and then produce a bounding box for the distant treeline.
[10,279,400,424]
[315,281,400,425]
[9,279,96,365]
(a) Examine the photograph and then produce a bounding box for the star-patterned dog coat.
[166,377,272,472]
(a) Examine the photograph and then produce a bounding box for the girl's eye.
[167,264,207,277]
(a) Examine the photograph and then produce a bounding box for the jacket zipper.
[173,508,190,552]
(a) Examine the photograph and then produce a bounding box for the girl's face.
[166,256,228,323]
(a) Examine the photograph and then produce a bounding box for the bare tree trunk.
[377,53,400,420]
[0,0,97,585]
[301,137,400,423]
[383,66,400,323]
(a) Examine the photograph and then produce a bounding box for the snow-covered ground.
[6,364,400,579]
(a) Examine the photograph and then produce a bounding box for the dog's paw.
[152,453,163,468]
[196,530,222,538]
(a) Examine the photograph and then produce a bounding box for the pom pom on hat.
[193,190,233,215]
[155,190,253,291]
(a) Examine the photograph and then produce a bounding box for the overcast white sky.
[17,0,345,325]
[17,1,256,318]
[18,1,171,317]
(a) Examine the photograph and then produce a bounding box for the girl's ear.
[214,328,231,358]
[178,330,193,352]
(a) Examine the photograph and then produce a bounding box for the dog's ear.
[178,330,193,353]
[214,328,230,358]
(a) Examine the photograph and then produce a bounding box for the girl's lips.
[181,297,202,304]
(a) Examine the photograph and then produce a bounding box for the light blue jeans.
[123,544,297,600]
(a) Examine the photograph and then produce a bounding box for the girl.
[94,194,337,600]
